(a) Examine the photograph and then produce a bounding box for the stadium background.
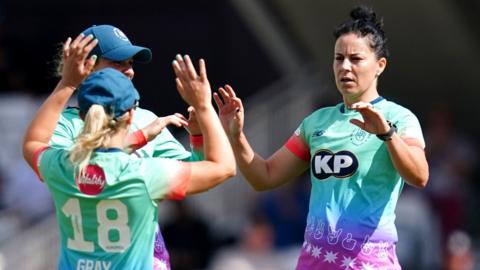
[0,0,479,269]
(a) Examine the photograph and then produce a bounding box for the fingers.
[173,54,197,80]
[215,85,243,113]
[175,77,184,92]
[224,84,237,98]
[232,97,244,112]
[198,59,207,80]
[174,113,187,121]
[350,102,373,110]
[350,119,364,128]
[69,34,85,50]
[77,34,95,52]
[63,37,72,58]
[218,87,231,102]
[84,38,98,54]
[213,92,224,109]
[183,55,198,80]
[84,55,98,73]
[167,114,188,127]
[64,34,97,63]
[187,106,197,119]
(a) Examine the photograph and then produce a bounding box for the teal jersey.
[50,107,203,161]
[285,97,425,268]
[35,147,190,270]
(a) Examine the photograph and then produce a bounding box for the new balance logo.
[312,129,325,137]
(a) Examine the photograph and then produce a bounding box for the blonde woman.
[23,34,235,269]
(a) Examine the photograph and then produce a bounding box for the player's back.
[37,147,175,270]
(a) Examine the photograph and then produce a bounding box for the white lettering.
[77,173,105,187]
[85,260,94,270]
[77,259,112,270]
[314,155,333,173]
[77,259,85,270]
[333,155,353,173]
[103,261,112,270]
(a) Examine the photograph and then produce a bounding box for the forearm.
[385,134,429,188]
[23,81,75,164]
[196,105,235,173]
[228,132,274,191]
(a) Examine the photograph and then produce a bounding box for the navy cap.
[78,68,140,119]
[82,25,152,63]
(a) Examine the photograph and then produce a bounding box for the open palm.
[350,102,390,135]
[213,85,244,137]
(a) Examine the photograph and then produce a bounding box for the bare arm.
[214,85,309,191]
[350,102,429,188]
[384,136,429,188]
[232,132,309,191]
[23,35,97,168]
[172,55,236,194]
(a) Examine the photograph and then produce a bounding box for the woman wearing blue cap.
[23,34,235,269]
[52,25,206,269]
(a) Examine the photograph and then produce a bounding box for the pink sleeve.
[126,130,148,151]
[285,135,310,162]
[166,162,191,200]
[32,146,50,182]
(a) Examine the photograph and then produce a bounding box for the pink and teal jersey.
[34,147,191,270]
[285,97,425,269]
[49,107,203,270]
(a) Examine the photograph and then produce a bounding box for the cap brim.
[102,45,152,63]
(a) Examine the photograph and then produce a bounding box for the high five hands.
[60,34,98,89]
[213,85,244,138]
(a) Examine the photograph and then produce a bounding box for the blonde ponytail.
[70,105,129,174]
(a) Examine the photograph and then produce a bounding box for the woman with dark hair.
[214,6,429,269]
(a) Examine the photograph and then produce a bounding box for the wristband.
[376,121,397,141]
[128,130,148,150]
[189,134,204,148]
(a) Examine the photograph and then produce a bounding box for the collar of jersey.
[340,96,385,114]
[95,147,125,153]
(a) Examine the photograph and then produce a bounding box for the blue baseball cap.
[78,68,140,119]
[82,25,152,63]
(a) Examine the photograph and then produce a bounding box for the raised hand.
[141,114,189,141]
[349,102,390,135]
[172,54,211,109]
[60,34,98,89]
[213,84,244,137]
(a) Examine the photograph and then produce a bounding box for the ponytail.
[69,104,129,174]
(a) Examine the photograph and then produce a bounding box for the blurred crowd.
[0,17,479,270]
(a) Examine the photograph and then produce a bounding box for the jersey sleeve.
[49,108,83,149]
[131,108,194,161]
[151,128,192,161]
[393,109,425,149]
[35,147,69,183]
[141,158,191,201]
[285,121,311,162]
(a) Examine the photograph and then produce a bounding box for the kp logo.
[311,149,358,180]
